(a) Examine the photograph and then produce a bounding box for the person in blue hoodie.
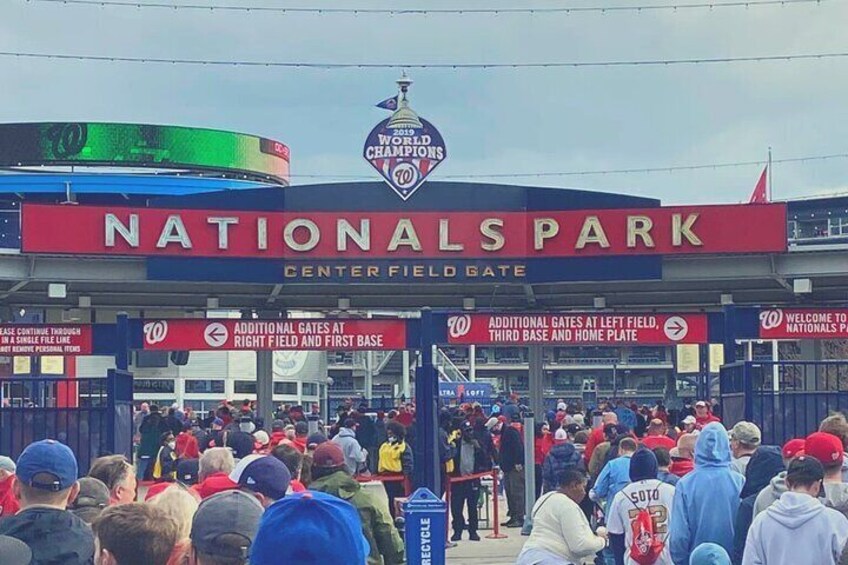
[742,456,848,565]
[669,422,743,565]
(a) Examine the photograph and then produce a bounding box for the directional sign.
[0,324,93,355]
[140,318,408,351]
[446,313,708,345]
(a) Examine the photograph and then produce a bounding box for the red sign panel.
[21,203,786,259]
[759,308,848,339]
[0,325,92,355]
[141,319,407,351]
[446,313,708,345]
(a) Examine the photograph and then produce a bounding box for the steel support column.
[413,308,440,494]
[528,345,545,418]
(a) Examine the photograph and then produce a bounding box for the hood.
[550,443,581,467]
[689,542,731,565]
[194,472,238,499]
[824,482,848,512]
[767,491,825,529]
[309,470,361,501]
[768,471,788,497]
[0,508,94,564]
[338,428,356,439]
[740,445,784,498]
[694,422,732,468]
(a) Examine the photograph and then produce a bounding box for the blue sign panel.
[439,382,494,401]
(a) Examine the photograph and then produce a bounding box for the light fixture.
[720,293,734,306]
[338,298,351,311]
[462,297,476,311]
[593,296,606,309]
[793,279,812,294]
[47,283,67,299]
[206,297,220,309]
[78,296,91,308]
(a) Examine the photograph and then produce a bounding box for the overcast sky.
[1,0,847,204]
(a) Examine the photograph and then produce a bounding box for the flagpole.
[768,146,773,201]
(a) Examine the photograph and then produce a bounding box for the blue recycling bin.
[403,487,447,565]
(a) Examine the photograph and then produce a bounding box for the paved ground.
[444,491,524,564]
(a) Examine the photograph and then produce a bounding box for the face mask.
[388,436,398,444]
[168,441,176,449]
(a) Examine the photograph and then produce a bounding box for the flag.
[375,95,399,111]
[748,165,768,204]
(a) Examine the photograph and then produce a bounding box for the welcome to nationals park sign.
[19,201,787,284]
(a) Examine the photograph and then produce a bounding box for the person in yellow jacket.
[152,431,178,482]
[378,421,414,518]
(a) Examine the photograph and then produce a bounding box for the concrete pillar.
[469,345,476,382]
[528,345,545,417]
[256,350,274,426]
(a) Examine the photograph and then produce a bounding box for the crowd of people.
[1,395,848,564]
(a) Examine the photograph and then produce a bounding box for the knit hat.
[805,432,844,466]
[312,442,346,468]
[782,438,806,460]
[689,542,731,565]
[629,448,658,482]
[250,491,369,565]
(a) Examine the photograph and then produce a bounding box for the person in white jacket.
[516,469,607,565]
[743,456,848,565]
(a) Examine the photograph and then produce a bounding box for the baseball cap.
[0,535,32,565]
[306,433,328,448]
[250,491,369,565]
[192,490,264,560]
[782,438,806,460]
[0,455,16,473]
[271,419,285,431]
[682,416,696,425]
[460,421,473,432]
[554,428,568,442]
[253,431,270,446]
[312,442,346,469]
[805,432,844,466]
[730,422,762,446]
[230,455,291,501]
[695,401,708,408]
[69,477,110,523]
[16,439,78,491]
[485,417,499,430]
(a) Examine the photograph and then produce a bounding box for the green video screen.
[0,122,289,185]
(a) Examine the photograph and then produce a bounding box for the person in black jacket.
[214,422,254,460]
[450,421,492,541]
[731,445,784,565]
[498,421,525,528]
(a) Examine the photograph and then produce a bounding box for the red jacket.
[641,435,676,451]
[175,432,200,460]
[696,414,721,429]
[534,434,554,465]
[268,431,288,449]
[193,472,238,499]
[669,458,695,477]
[0,475,19,517]
[584,426,607,465]
[290,479,306,493]
[292,436,308,453]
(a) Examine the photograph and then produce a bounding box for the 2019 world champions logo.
[363,76,447,201]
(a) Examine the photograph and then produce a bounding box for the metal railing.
[434,346,469,382]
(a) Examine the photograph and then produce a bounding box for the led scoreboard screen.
[0,122,290,185]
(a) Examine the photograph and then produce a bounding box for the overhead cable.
[22,0,834,16]
[1,50,847,69]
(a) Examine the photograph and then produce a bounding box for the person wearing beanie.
[669,423,743,565]
[731,445,785,565]
[607,448,676,565]
[752,437,806,518]
[805,431,848,519]
[308,442,404,565]
[691,543,731,565]
[742,456,848,565]
[541,430,583,494]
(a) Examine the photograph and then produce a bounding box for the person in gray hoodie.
[742,456,848,565]
[331,418,368,475]
[751,438,804,517]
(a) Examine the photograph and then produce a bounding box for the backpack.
[627,487,665,565]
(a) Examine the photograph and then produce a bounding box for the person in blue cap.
[250,490,370,565]
[0,439,95,564]
[690,543,731,565]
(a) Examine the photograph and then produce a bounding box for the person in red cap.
[754,437,810,518]
[806,431,848,518]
